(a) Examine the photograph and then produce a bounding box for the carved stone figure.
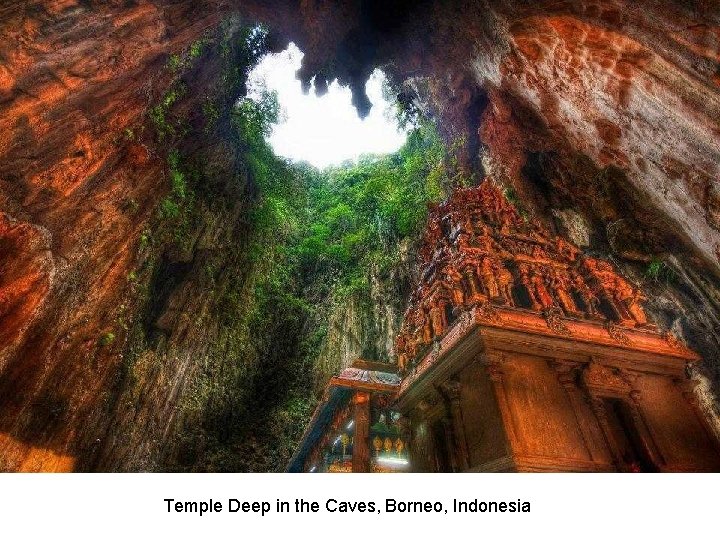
[443,265,466,306]
[478,257,500,299]
[549,269,580,317]
[419,308,432,344]
[572,274,599,317]
[518,264,542,310]
[428,299,446,338]
[496,262,514,305]
[530,268,555,309]
[626,289,649,326]
[614,279,649,326]
[462,262,484,303]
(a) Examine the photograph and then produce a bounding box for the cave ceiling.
[0,0,718,471]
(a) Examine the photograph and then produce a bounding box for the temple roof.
[286,360,399,473]
[394,180,674,374]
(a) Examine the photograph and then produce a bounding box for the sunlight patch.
[247,44,408,168]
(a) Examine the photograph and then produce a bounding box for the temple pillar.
[587,396,625,470]
[352,391,371,473]
[485,353,523,458]
[440,416,460,472]
[550,361,597,462]
[627,389,666,469]
[439,380,470,471]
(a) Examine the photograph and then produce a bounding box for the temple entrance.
[430,421,453,473]
[603,398,658,473]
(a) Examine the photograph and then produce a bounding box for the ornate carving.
[543,306,572,335]
[549,360,581,387]
[604,321,631,345]
[475,301,501,324]
[582,362,633,396]
[438,379,462,402]
[394,180,655,373]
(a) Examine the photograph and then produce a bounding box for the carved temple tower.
[289,180,720,472]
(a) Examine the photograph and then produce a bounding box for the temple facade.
[290,181,720,473]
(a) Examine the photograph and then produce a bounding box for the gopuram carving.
[290,181,720,473]
[395,180,654,373]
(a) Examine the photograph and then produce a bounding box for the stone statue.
[530,268,555,309]
[518,264,542,310]
[428,298,447,338]
[613,278,649,326]
[478,257,500,299]
[496,262,514,305]
[571,274,599,317]
[443,265,466,307]
[549,269,580,317]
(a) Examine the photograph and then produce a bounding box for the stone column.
[439,380,470,471]
[587,396,624,471]
[485,354,522,457]
[550,361,596,462]
[627,389,666,469]
[352,391,371,473]
[440,416,459,472]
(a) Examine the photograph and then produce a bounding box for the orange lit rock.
[0,0,718,471]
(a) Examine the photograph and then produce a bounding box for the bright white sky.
[247,44,408,168]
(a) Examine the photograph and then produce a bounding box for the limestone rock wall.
[1,0,719,470]
[313,239,415,388]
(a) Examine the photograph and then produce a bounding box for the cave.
[0,1,719,472]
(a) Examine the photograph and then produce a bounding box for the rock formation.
[0,0,718,470]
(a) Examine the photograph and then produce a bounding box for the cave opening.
[246,42,408,168]
[105,22,458,473]
[2,2,720,477]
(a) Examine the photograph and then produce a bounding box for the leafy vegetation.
[645,258,676,284]
[134,22,456,471]
[296,121,448,297]
[99,332,116,347]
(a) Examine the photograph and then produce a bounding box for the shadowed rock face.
[0,0,719,470]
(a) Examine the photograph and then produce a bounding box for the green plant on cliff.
[645,258,676,284]
[129,22,455,472]
[296,120,448,298]
[183,98,450,470]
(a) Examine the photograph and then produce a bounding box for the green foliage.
[502,185,530,221]
[99,332,115,347]
[139,230,151,251]
[295,120,448,295]
[138,24,458,470]
[159,198,180,219]
[189,39,206,59]
[167,39,207,73]
[166,54,183,73]
[150,85,186,141]
[202,99,220,132]
[167,149,187,200]
[645,258,676,284]
[183,92,451,470]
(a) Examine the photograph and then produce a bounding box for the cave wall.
[251,0,720,432]
[0,0,227,470]
[313,239,416,389]
[1,0,719,470]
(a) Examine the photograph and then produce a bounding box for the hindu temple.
[290,180,720,473]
